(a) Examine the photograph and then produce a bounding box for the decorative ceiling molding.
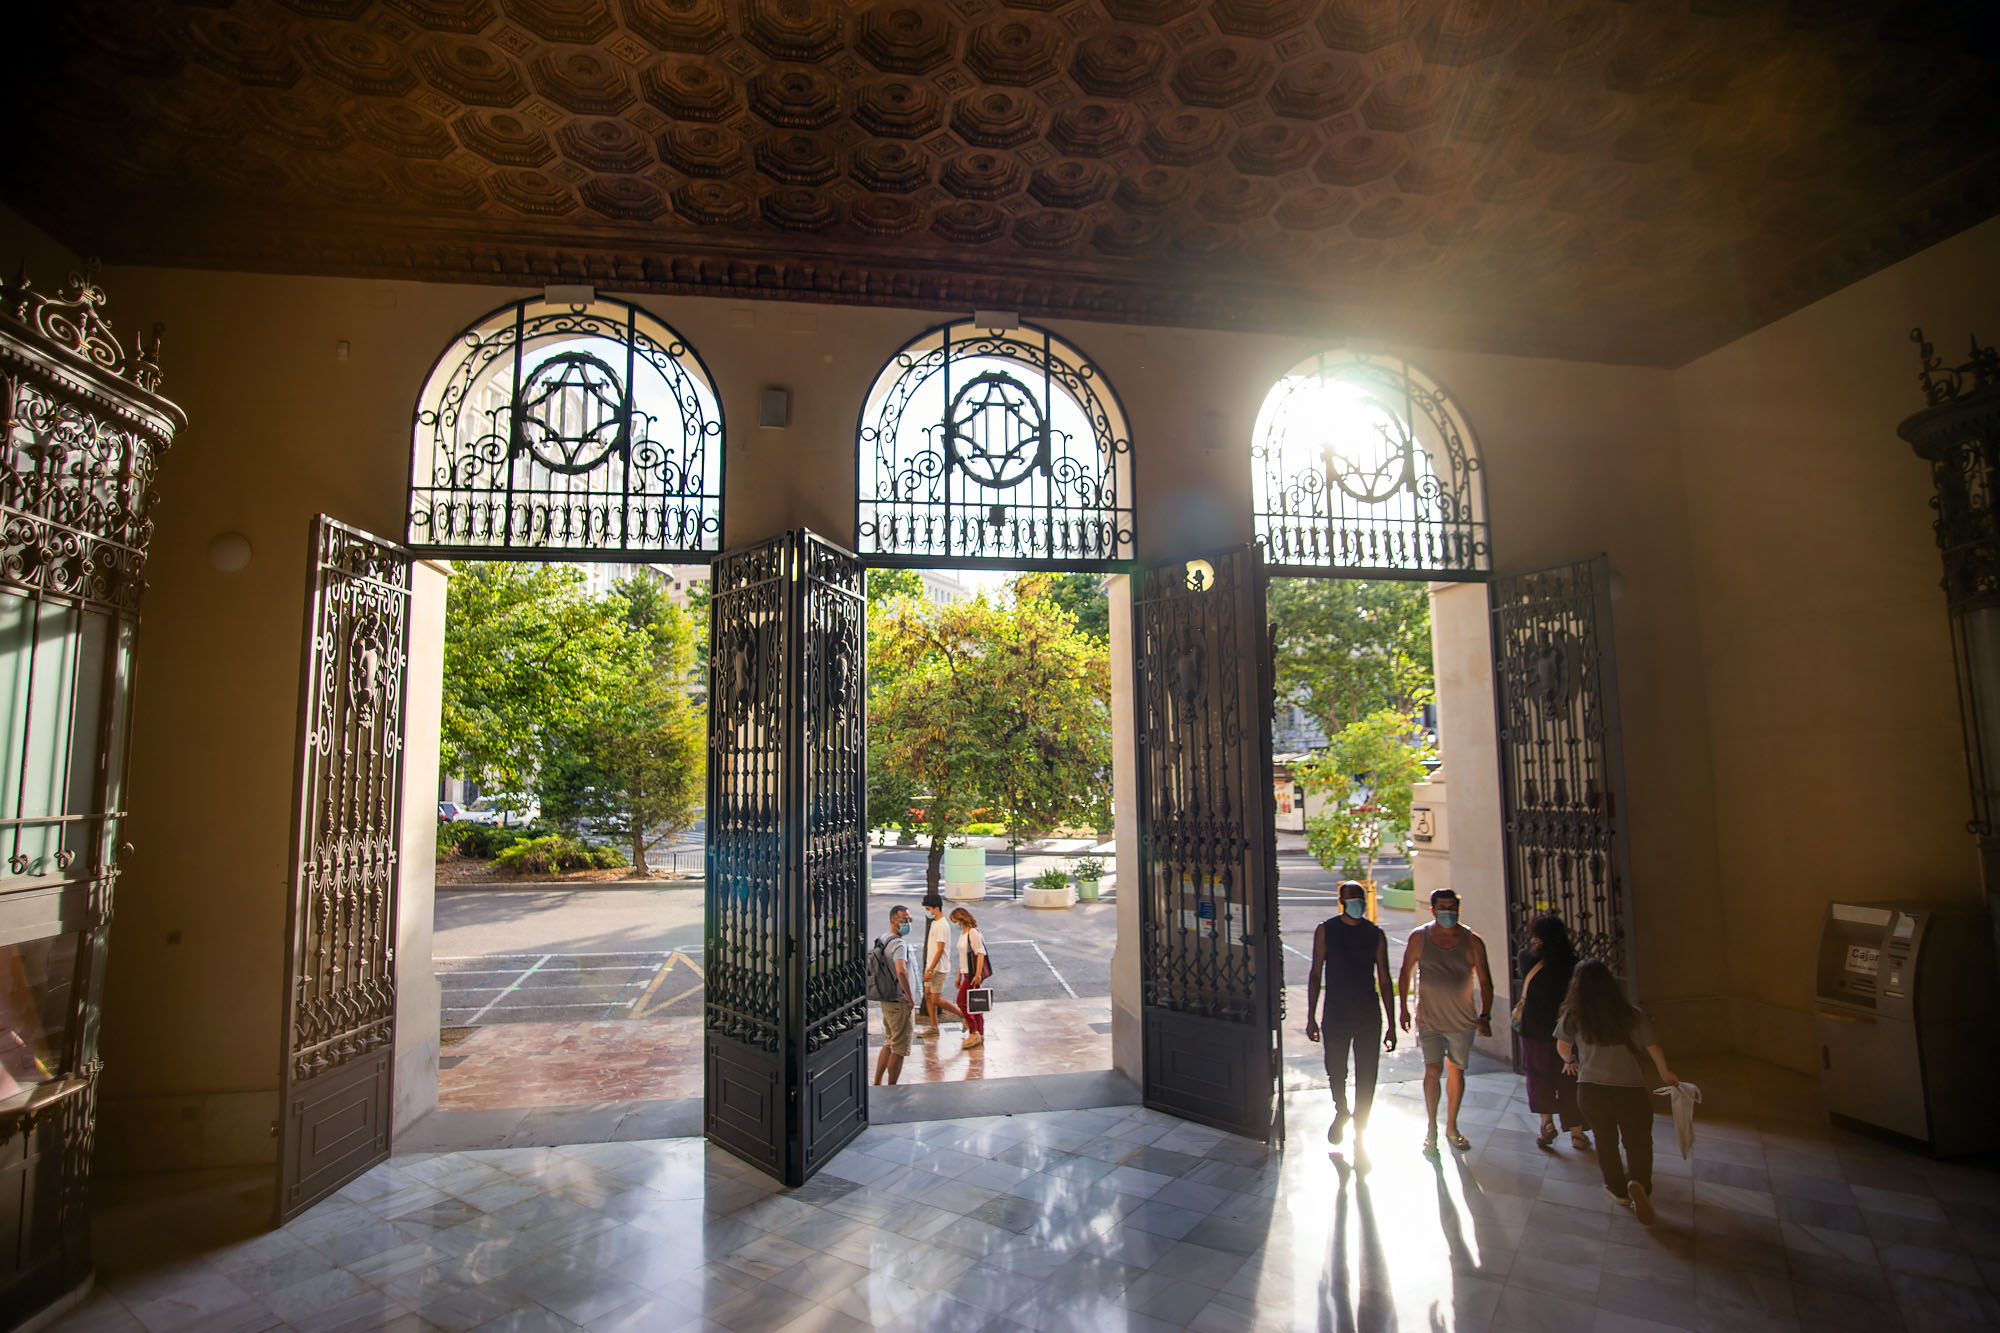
[4,0,1998,366]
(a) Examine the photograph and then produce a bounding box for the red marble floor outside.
[438,995,1114,1111]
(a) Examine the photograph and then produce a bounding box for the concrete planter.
[1076,878,1101,901]
[942,845,985,901]
[1023,883,1075,908]
[1376,879,1416,911]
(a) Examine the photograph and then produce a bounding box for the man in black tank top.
[1306,881,1397,1153]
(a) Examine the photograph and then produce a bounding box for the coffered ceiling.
[5,0,1997,364]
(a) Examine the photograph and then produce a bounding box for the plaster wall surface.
[1674,215,2000,1072]
[0,242,1727,1153]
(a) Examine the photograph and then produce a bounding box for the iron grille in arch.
[857,320,1133,568]
[1252,351,1488,576]
[408,297,723,559]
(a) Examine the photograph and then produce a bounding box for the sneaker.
[1604,1187,1633,1209]
[1328,1111,1350,1145]
[962,1034,983,1049]
[1628,1180,1654,1224]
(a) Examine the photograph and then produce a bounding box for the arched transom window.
[409,295,724,558]
[1252,350,1488,576]
[857,320,1133,568]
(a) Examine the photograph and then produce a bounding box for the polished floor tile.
[56,1060,2000,1332]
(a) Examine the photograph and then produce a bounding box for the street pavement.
[435,843,1419,1027]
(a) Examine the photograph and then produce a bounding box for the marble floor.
[439,1000,1116,1112]
[52,1059,2000,1332]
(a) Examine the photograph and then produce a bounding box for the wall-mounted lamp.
[208,532,252,572]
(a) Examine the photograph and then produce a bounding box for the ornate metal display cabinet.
[1490,557,1635,1002]
[705,530,867,1186]
[276,517,411,1224]
[1132,545,1284,1142]
[0,268,180,1324]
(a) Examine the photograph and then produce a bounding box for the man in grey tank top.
[1397,889,1494,1156]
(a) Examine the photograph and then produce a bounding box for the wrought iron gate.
[277,517,411,1223]
[706,530,867,1185]
[1491,556,1634,996]
[0,266,180,1324]
[1133,545,1284,1141]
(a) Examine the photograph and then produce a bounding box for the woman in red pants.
[950,906,989,1050]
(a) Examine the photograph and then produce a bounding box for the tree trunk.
[926,836,945,893]
[632,824,650,877]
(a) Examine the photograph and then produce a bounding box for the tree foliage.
[441,563,630,794]
[1268,578,1433,738]
[870,586,1110,889]
[1027,572,1109,643]
[444,564,705,875]
[1298,708,1435,884]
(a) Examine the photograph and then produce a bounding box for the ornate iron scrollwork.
[287,519,410,1082]
[408,297,723,559]
[1492,558,1632,983]
[1253,350,1489,576]
[857,320,1133,567]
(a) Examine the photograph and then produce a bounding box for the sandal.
[1447,1131,1472,1152]
[1421,1132,1440,1157]
[1571,1129,1592,1151]
[1536,1123,1558,1149]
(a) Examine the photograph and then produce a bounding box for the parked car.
[437,801,461,823]
[458,794,541,828]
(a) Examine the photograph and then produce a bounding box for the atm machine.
[1815,900,1998,1155]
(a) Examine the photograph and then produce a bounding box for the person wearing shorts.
[1398,889,1493,1155]
[872,905,917,1086]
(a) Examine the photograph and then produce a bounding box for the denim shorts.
[1417,1026,1474,1069]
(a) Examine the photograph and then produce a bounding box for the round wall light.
[208,532,253,573]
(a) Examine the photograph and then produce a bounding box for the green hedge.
[491,834,626,876]
[963,821,1008,836]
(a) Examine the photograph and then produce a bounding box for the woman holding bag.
[1557,958,1683,1224]
[951,907,989,1051]
[1513,914,1588,1151]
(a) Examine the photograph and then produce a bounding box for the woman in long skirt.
[1514,914,1588,1150]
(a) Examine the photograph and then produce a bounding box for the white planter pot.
[1022,884,1075,909]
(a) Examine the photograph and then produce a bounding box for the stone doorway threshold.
[397,1068,1140,1155]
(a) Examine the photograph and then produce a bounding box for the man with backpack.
[869,904,917,1086]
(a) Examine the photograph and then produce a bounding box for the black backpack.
[865,935,900,1002]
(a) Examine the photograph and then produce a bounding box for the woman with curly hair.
[1513,914,1589,1151]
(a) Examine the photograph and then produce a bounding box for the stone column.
[394,558,449,1133]
[1109,573,1143,1086]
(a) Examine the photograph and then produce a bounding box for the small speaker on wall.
[759,387,791,428]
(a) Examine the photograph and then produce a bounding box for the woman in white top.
[949,907,989,1050]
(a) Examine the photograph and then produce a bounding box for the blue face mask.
[895,920,911,936]
[1342,898,1367,919]
[1434,909,1460,929]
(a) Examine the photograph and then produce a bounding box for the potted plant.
[1071,855,1107,901]
[1024,865,1074,909]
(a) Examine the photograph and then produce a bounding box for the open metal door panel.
[1490,556,1636,1000]
[706,530,868,1186]
[277,517,412,1224]
[1132,546,1284,1142]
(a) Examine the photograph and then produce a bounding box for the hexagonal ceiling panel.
[4,0,1997,364]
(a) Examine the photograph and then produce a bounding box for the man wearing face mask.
[1398,888,1493,1155]
[870,905,917,1087]
[1305,881,1396,1156]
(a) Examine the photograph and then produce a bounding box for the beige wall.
[1676,216,2000,1072]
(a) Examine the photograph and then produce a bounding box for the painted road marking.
[1029,941,1078,999]
[466,954,552,1024]
[629,951,703,1018]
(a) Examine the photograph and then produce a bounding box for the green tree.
[1026,572,1110,643]
[1299,708,1435,885]
[870,586,1110,891]
[440,563,630,794]
[866,568,925,609]
[1268,578,1433,738]
[541,577,705,875]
